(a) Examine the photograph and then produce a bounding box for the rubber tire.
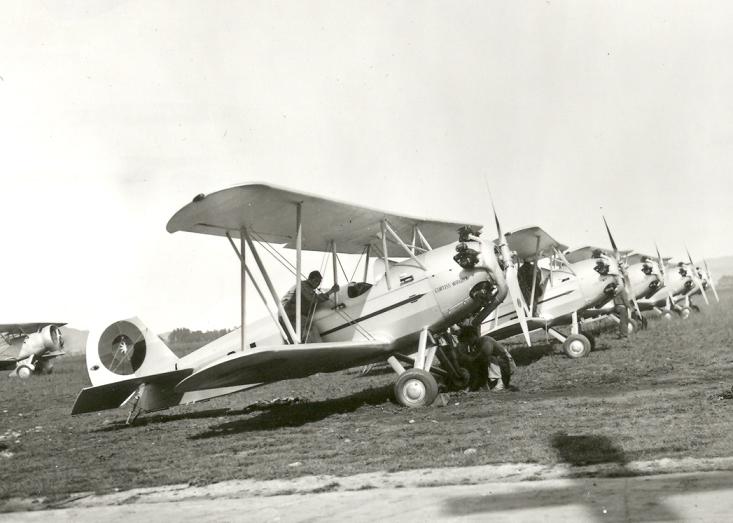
[679,307,691,320]
[580,331,597,351]
[16,365,33,379]
[563,334,592,359]
[662,311,673,321]
[393,369,439,408]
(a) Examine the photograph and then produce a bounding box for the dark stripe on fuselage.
[493,289,576,322]
[320,293,427,337]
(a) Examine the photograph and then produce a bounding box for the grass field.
[1,292,732,505]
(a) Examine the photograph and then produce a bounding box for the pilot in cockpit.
[281,270,339,342]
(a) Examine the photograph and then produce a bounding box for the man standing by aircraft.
[613,286,631,339]
[281,270,339,342]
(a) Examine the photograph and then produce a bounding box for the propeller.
[602,217,642,319]
[703,259,720,302]
[490,196,532,347]
[685,247,709,305]
[655,243,676,305]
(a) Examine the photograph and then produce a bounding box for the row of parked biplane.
[2,183,721,420]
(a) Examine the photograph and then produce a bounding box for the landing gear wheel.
[662,311,673,321]
[580,331,597,351]
[393,369,439,408]
[563,334,592,359]
[16,365,33,379]
[679,307,691,320]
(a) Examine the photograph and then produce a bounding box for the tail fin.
[85,317,179,387]
[73,317,185,415]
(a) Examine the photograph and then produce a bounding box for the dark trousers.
[614,304,629,338]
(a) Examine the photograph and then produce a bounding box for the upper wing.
[496,226,568,261]
[0,322,66,334]
[175,339,394,392]
[564,246,609,264]
[626,253,654,266]
[166,183,480,254]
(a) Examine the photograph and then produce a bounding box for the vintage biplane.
[569,218,665,332]
[638,249,695,319]
[0,322,65,378]
[478,227,625,359]
[467,201,624,358]
[72,183,508,420]
[666,250,719,313]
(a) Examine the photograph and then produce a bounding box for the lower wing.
[175,339,394,393]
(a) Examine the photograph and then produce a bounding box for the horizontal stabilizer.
[71,368,192,415]
[176,340,392,393]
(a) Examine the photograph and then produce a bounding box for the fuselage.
[639,263,694,308]
[482,255,622,337]
[181,239,508,373]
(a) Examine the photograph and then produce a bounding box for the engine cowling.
[19,325,63,359]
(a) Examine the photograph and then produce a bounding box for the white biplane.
[0,322,66,378]
[72,183,508,420]
[479,227,625,359]
[637,247,699,319]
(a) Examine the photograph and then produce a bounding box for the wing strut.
[528,235,540,314]
[381,220,391,290]
[243,229,299,344]
[331,240,339,306]
[240,230,247,352]
[226,232,286,343]
[295,202,303,341]
[416,226,432,251]
[363,244,371,282]
[383,220,427,270]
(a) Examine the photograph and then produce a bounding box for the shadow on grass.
[551,432,627,466]
[509,344,555,366]
[92,408,236,432]
[189,384,393,440]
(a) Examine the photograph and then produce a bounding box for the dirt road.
[4,458,733,522]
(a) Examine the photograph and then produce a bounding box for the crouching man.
[455,325,516,391]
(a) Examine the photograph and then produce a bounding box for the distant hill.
[60,326,88,355]
[704,256,733,284]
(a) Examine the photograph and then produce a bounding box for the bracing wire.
[349,246,368,282]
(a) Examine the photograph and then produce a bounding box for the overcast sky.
[2,1,732,332]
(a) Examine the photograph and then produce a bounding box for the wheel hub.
[404,379,426,402]
[568,340,585,355]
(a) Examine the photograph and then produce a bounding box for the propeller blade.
[703,259,720,302]
[685,248,709,305]
[602,216,619,257]
[655,243,666,277]
[505,265,532,347]
[486,186,505,243]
